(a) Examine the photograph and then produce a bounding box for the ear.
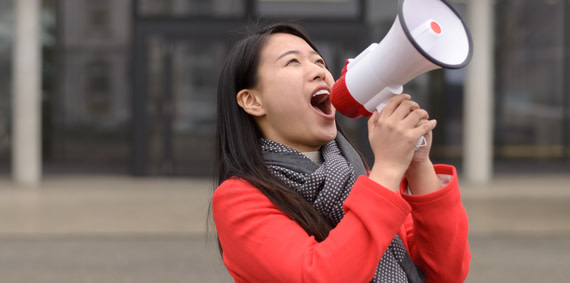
[236,89,266,117]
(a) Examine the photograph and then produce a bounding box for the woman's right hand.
[367,94,436,192]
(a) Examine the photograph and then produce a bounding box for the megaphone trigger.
[416,136,427,151]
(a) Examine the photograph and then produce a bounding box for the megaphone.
[330,0,472,147]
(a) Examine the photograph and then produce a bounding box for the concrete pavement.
[460,174,570,282]
[0,174,569,282]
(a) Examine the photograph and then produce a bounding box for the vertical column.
[12,0,42,186]
[464,0,494,183]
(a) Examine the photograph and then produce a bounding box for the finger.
[412,119,437,137]
[408,108,429,124]
[392,100,422,121]
[415,118,432,127]
[379,94,411,118]
[367,111,380,130]
[396,108,428,133]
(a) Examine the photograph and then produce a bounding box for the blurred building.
[0,0,568,179]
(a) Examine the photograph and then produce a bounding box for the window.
[256,0,361,19]
[138,0,244,17]
[84,0,111,37]
[495,0,567,158]
[84,59,112,115]
[0,0,12,165]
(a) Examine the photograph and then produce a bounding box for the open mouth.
[311,89,333,115]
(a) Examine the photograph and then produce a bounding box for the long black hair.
[214,22,363,244]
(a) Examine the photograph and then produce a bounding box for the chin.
[318,127,338,144]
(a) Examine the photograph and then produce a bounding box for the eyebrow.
[275,50,320,62]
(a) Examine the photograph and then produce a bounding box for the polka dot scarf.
[261,134,425,283]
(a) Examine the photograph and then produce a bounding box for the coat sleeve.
[212,177,412,283]
[398,164,471,283]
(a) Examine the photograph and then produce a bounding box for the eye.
[286,58,299,65]
[316,58,326,66]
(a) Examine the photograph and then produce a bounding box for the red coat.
[213,164,470,283]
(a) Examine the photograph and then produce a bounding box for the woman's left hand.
[410,118,435,165]
[405,118,441,195]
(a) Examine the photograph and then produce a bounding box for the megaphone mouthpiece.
[330,75,372,118]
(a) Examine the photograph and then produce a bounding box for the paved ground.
[0,174,569,282]
[0,235,229,283]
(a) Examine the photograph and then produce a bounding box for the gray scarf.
[261,134,425,283]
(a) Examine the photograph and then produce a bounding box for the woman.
[212,22,470,283]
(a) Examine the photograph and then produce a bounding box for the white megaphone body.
[330,0,472,148]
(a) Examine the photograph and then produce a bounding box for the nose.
[310,64,327,82]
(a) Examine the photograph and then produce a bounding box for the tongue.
[311,94,330,115]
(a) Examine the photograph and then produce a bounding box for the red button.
[430,21,442,34]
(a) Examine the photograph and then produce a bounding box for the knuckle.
[404,131,416,140]
[419,109,428,117]
[404,100,419,109]
[412,109,427,119]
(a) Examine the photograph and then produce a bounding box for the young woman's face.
[245,33,337,152]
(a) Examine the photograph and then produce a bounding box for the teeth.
[313,89,330,97]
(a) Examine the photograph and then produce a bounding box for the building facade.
[1,0,569,179]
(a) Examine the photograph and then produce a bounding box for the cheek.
[270,96,301,116]
[326,72,335,85]
[264,82,302,107]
